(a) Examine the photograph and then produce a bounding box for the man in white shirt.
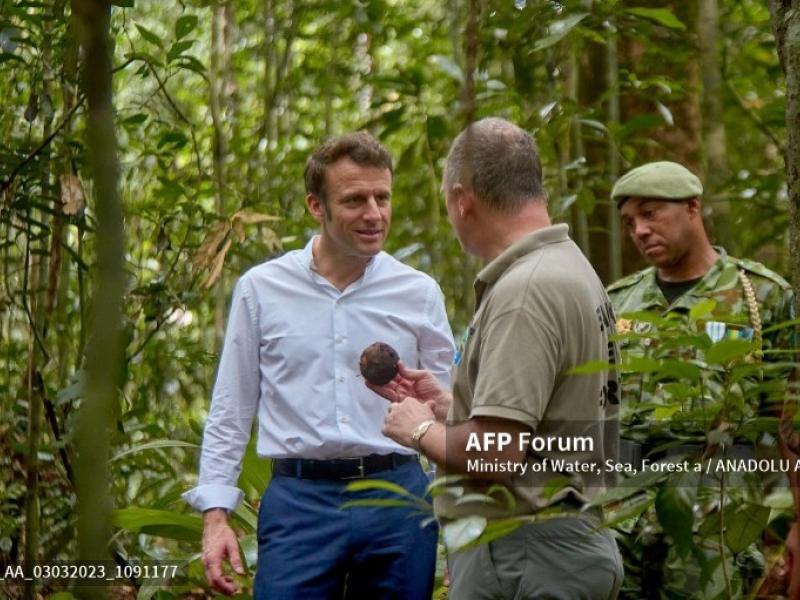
[183,132,455,599]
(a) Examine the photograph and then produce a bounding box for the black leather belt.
[272,453,417,480]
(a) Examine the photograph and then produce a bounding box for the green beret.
[612,161,703,207]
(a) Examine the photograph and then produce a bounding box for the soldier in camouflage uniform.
[607,161,796,598]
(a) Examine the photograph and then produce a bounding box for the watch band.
[411,419,436,450]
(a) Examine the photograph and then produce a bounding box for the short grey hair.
[443,117,546,213]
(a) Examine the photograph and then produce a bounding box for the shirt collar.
[642,245,731,310]
[301,235,381,281]
[690,245,728,291]
[474,223,570,305]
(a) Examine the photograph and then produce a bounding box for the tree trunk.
[568,47,591,258]
[768,3,800,598]
[210,1,227,350]
[69,2,124,598]
[769,1,800,299]
[698,0,730,246]
[606,22,622,282]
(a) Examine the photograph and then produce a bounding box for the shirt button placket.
[333,301,348,430]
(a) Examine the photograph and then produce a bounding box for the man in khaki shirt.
[371,117,623,599]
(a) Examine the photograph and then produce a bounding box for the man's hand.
[202,508,245,595]
[382,396,437,448]
[367,361,451,420]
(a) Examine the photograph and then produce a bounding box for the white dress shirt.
[183,237,455,511]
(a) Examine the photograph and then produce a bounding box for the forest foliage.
[1,0,798,598]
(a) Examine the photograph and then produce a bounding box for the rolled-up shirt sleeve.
[183,276,260,512]
[419,280,456,389]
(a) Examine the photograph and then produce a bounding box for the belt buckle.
[341,457,366,480]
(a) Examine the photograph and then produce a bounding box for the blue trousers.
[254,460,438,600]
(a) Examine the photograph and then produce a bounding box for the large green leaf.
[654,473,697,556]
[135,24,162,49]
[689,298,717,321]
[725,503,770,554]
[589,462,671,506]
[238,436,270,501]
[111,440,199,462]
[442,516,486,551]
[457,518,525,551]
[112,507,202,542]
[430,55,463,84]
[568,359,612,375]
[175,15,198,41]
[345,478,423,500]
[626,7,686,30]
[705,339,755,364]
[532,13,589,51]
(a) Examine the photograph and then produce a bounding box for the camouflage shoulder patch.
[729,256,791,290]
[607,268,651,293]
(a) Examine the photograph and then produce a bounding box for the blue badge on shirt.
[454,326,474,366]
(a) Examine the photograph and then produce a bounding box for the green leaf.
[725,503,770,553]
[604,494,653,529]
[705,339,754,364]
[590,461,671,507]
[578,118,607,133]
[0,52,24,65]
[239,437,271,501]
[619,114,662,139]
[135,24,162,49]
[655,473,697,556]
[762,318,800,335]
[237,533,257,570]
[122,113,148,126]
[454,493,499,506]
[174,55,207,78]
[232,503,257,533]
[568,359,612,375]
[485,484,517,511]
[621,356,661,373]
[689,298,717,321]
[426,115,448,141]
[111,439,199,462]
[345,478,421,500]
[112,508,202,542]
[658,359,701,382]
[340,498,418,510]
[653,404,682,419]
[157,131,189,150]
[430,55,463,84]
[532,13,589,51]
[426,474,467,497]
[175,15,198,40]
[458,518,524,550]
[442,515,486,551]
[626,7,686,30]
[111,0,134,6]
[167,40,194,62]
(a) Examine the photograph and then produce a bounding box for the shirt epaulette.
[729,256,791,290]
[606,268,650,293]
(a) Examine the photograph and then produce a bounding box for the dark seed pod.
[359,342,400,385]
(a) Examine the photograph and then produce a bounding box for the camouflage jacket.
[607,248,795,441]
